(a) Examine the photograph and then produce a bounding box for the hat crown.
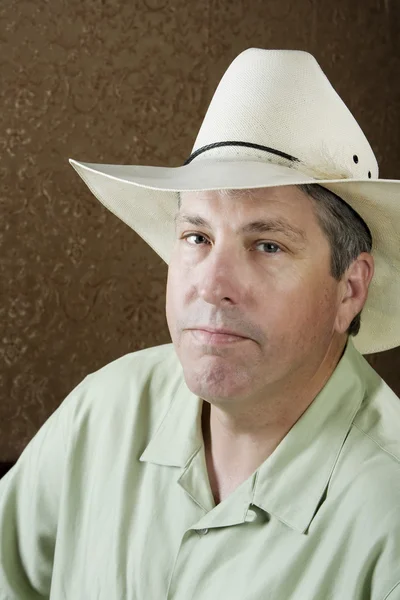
[190,48,378,181]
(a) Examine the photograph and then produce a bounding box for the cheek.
[166,258,190,335]
[296,282,338,335]
[260,267,337,331]
[165,266,177,332]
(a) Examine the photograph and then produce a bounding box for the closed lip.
[188,327,248,339]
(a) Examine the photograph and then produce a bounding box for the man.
[1,49,400,599]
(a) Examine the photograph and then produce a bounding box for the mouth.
[187,328,250,346]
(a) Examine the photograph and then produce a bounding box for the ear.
[334,252,374,334]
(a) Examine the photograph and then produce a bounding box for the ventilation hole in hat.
[368,171,371,179]
[353,155,359,164]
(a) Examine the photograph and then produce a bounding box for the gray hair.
[298,184,372,336]
[176,185,373,337]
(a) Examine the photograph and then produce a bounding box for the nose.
[196,245,246,307]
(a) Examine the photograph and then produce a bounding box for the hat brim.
[69,158,400,355]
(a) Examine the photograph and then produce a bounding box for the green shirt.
[1,338,400,599]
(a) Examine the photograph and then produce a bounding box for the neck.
[202,335,348,488]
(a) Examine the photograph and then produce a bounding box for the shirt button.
[198,528,209,535]
[246,508,257,522]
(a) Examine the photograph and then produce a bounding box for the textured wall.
[1,0,399,461]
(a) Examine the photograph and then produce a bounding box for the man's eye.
[184,234,210,245]
[255,242,281,253]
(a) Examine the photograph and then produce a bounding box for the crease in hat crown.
[186,48,379,183]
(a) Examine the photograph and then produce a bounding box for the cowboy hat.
[69,48,400,355]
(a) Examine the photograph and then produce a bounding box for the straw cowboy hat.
[69,48,400,355]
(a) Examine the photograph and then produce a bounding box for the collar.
[139,338,367,533]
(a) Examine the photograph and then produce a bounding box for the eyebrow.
[175,213,307,244]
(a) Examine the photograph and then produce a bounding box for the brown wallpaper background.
[1,0,399,462]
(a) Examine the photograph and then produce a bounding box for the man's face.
[166,186,344,403]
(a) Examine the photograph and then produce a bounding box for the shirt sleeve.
[0,376,88,599]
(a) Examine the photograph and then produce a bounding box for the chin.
[181,354,253,401]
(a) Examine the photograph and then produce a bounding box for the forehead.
[179,186,317,225]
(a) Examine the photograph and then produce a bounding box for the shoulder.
[327,358,400,597]
[353,351,400,463]
[330,349,400,514]
[330,351,400,523]
[61,343,184,437]
[83,343,182,395]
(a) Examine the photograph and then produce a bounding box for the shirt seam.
[61,373,92,452]
[382,579,400,600]
[352,423,400,464]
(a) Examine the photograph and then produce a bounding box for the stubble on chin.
[180,349,255,401]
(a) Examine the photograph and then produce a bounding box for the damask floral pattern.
[0,0,399,460]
